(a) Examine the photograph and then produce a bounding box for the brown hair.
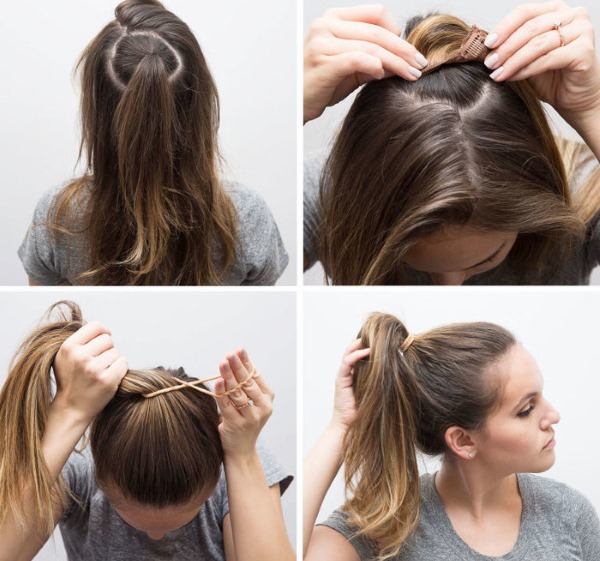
[319,14,597,285]
[344,312,515,559]
[0,301,223,537]
[51,0,238,285]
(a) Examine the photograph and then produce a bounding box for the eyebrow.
[513,391,539,412]
[462,241,507,272]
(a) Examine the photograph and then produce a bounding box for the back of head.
[0,301,222,536]
[54,0,237,285]
[344,312,515,559]
[320,14,584,285]
[92,367,223,507]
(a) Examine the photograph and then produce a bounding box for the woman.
[303,312,600,560]
[0,301,294,561]
[19,0,288,286]
[304,2,600,284]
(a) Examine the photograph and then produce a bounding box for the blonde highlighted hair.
[319,14,600,285]
[344,312,515,559]
[50,0,238,285]
[0,301,223,537]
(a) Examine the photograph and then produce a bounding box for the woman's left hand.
[484,0,600,119]
[214,349,275,459]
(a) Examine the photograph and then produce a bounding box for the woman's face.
[105,486,213,540]
[402,226,518,285]
[472,344,560,475]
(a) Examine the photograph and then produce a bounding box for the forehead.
[402,226,516,273]
[492,344,543,408]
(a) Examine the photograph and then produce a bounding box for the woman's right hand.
[52,322,128,423]
[332,338,370,429]
[304,4,428,122]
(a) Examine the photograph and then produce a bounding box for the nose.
[540,399,561,429]
[430,271,467,285]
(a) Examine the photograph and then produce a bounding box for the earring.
[468,451,475,459]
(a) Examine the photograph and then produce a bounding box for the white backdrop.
[0,290,296,559]
[303,0,600,285]
[304,289,600,523]
[0,0,296,286]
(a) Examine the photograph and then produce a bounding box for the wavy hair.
[50,0,238,285]
[0,301,223,537]
[343,312,515,559]
[319,13,599,284]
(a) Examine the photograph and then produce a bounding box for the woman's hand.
[214,349,274,459]
[304,4,428,122]
[484,1,600,119]
[332,338,370,429]
[52,322,128,423]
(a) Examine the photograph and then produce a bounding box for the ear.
[444,426,477,460]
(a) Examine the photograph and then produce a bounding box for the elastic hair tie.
[142,369,260,399]
[400,333,415,353]
[421,25,491,75]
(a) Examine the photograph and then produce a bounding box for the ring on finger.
[233,399,251,410]
[552,21,565,47]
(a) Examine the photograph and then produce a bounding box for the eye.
[517,404,535,418]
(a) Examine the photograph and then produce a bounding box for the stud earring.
[468,451,475,459]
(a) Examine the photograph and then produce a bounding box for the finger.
[324,4,401,35]
[484,0,564,48]
[92,347,120,371]
[345,338,365,355]
[508,37,586,81]
[103,356,128,388]
[84,332,114,357]
[229,353,267,406]
[329,19,428,69]
[66,321,111,346]
[220,360,248,408]
[345,347,371,369]
[484,7,577,72]
[320,37,423,80]
[214,377,238,419]
[492,23,580,82]
[236,348,255,375]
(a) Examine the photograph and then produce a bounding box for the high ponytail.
[342,312,516,559]
[0,300,223,537]
[51,0,238,285]
[0,302,83,535]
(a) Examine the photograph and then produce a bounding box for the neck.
[435,459,521,520]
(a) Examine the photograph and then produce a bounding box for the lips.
[543,436,555,450]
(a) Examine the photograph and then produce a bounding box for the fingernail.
[240,348,248,360]
[484,52,499,69]
[408,66,422,79]
[490,66,504,81]
[484,32,498,49]
[223,360,231,371]
[414,52,428,68]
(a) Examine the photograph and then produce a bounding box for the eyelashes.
[517,404,535,418]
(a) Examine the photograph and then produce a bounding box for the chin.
[526,452,556,474]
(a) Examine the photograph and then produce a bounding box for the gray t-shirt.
[59,444,292,561]
[19,180,288,286]
[304,148,600,285]
[322,473,600,560]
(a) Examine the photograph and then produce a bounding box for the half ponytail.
[51,0,238,285]
[0,302,83,535]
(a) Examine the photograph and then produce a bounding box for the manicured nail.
[408,66,422,79]
[484,53,499,69]
[414,52,429,68]
[240,348,248,360]
[490,66,504,81]
[484,32,498,49]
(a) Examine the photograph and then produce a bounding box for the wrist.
[50,394,95,430]
[223,448,261,469]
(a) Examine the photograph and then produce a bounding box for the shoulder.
[304,150,328,196]
[519,473,597,520]
[222,180,288,285]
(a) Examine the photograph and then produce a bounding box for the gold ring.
[553,21,565,47]
[233,400,250,410]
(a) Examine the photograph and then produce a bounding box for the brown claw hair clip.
[421,25,491,75]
